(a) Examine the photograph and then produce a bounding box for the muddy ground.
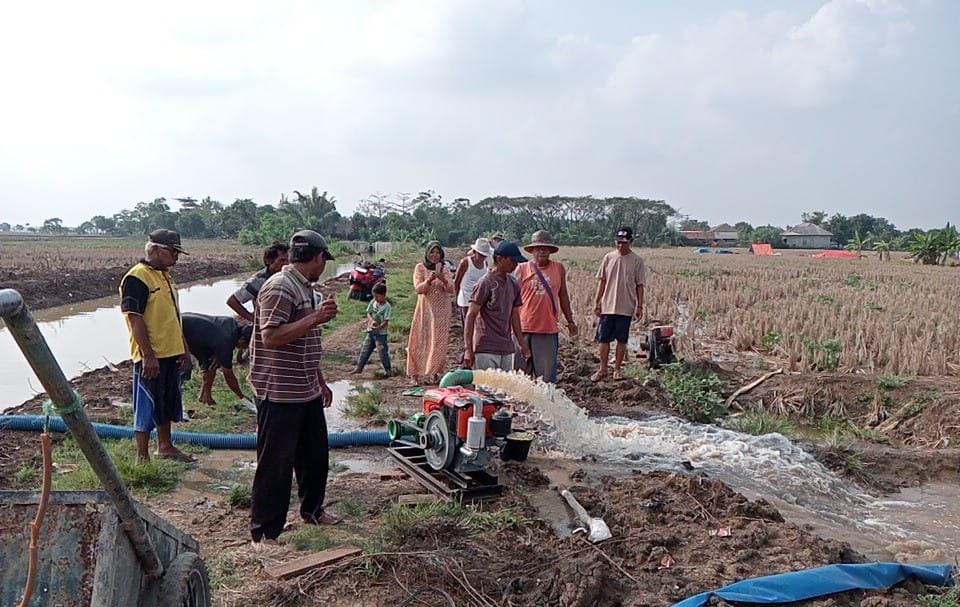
[2,273,959,606]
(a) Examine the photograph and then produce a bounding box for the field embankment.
[0,235,259,309]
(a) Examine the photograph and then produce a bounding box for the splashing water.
[473,369,960,560]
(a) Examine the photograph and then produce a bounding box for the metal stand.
[387,442,503,502]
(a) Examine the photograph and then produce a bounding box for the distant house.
[679,223,739,247]
[780,223,833,249]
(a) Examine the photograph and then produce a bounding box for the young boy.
[351,282,392,374]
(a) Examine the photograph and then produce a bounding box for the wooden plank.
[264,545,362,580]
[397,494,440,506]
[379,468,409,481]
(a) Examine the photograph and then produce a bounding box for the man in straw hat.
[454,237,493,334]
[516,230,578,383]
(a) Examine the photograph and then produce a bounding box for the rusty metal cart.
[0,288,210,606]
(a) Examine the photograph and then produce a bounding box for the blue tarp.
[672,562,954,607]
[695,247,710,254]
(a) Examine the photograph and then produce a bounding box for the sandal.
[589,370,608,382]
[611,369,625,381]
[303,511,342,526]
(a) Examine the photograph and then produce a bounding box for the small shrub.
[876,374,907,390]
[761,331,782,349]
[661,363,726,423]
[802,336,843,371]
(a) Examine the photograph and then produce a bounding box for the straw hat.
[470,237,493,257]
[523,230,559,253]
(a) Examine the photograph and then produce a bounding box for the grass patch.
[179,364,255,434]
[329,458,349,474]
[727,408,795,436]
[14,464,37,484]
[813,415,888,443]
[341,498,363,518]
[341,384,400,421]
[52,437,189,496]
[381,501,525,541]
[623,363,651,382]
[876,374,907,390]
[286,526,337,552]
[661,363,726,423]
[228,484,252,508]
[920,586,960,607]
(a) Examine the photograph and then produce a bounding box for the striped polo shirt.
[248,265,324,403]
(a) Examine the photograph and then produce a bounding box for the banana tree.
[872,239,892,262]
[844,230,870,258]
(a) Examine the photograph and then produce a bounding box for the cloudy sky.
[0,0,957,229]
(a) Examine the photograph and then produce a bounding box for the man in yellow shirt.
[120,229,193,463]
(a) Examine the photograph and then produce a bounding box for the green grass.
[180,365,254,434]
[52,437,190,496]
[381,500,525,541]
[726,408,796,436]
[876,374,907,390]
[920,585,960,607]
[228,484,252,508]
[286,526,337,552]
[341,384,401,421]
[623,363,651,382]
[14,464,37,484]
[341,498,363,518]
[329,458,349,474]
[813,415,888,443]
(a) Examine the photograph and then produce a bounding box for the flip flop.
[611,369,625,381]
[589,370,608,382]
[401,387,426,397]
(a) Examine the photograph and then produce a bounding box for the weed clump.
[661,363,726,423]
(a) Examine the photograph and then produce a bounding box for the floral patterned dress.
[405,262,455,377]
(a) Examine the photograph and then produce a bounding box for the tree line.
[2,192,955,264]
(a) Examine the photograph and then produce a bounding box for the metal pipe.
[0,288,164,580]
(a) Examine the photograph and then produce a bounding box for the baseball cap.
[290,229,335,260]
[148,229,189,254]
[493,241,527,263]
[614,227,633,242]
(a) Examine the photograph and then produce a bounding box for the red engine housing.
[422,387,501,440]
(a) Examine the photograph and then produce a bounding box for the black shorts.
[596,314,632,344]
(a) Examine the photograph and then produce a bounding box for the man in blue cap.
[463,241,531,371]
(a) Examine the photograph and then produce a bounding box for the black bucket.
[501,432,533,462]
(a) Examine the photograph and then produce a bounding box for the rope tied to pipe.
[43,390,84,417]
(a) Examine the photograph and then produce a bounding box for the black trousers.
[250,396,329,541]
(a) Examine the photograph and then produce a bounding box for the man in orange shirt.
[516,231,578,383]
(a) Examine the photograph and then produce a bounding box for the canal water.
[0,264,354,410]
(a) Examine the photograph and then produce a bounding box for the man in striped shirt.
[248,229,340,547]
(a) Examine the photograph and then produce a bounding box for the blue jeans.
[357,331,391,372]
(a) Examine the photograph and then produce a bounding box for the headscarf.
[423,241,444,271]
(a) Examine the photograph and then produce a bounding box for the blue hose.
[0,414,392,449]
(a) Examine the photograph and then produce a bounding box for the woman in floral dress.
[405,242,454,385]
